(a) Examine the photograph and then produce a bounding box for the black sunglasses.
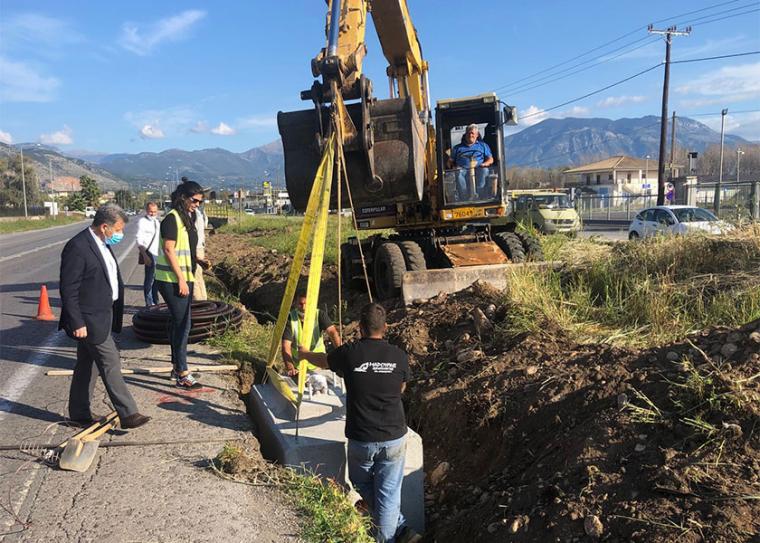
[190,197,203,205]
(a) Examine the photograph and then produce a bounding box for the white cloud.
[0,56,59,102]
[0,130,12,144]
[189,121,209,133]
[565,106,590,117]
[699,111,760,141]
[124,106,197,137]
[519,105,549,127]
[676,62,760,105]
[40,125,73,145]
[238,114,277,129]
[119,10,206,56]
[211,122,236,136]
[139,124,165,139]
[0,13,84,57]
[597,95,646,108]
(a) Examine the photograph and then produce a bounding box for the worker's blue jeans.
[143,258,160,306]
[348,434,407,543]
[156,280,194,373]
[455,166,490,200]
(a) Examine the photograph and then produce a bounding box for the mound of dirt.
[388,288,759,542]
[207,233,370,322]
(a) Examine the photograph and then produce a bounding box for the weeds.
[500,225,760,347]
[220,214,391,265]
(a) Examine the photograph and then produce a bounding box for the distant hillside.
[0,143,128,191]
[506,115,748,168]
[97,142,285,188]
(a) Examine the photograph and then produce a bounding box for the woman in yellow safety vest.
[155,180,208,389]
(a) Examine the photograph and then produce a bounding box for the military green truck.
[506,190,581,235]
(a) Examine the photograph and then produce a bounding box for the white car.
[84,206,96,218]
[628,205,732,240]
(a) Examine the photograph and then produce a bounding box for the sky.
[0,0,758,155]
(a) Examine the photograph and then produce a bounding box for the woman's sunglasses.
[191,197,203,205]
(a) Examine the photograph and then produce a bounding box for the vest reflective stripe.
[288,309,325,370]
[154,209,195,283]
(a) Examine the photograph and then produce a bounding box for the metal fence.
[0,205,47,218]
[576,181,759,222]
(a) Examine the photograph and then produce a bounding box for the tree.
[80,175,101,206]
[65,192,86,211]
[0,154,41,207]
[114,189,137,210]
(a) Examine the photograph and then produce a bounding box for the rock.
[471,307,494,338]
[569,511,580,521]
[750,331,760,344]
[412,298,426,306]
[456,349,483,363]
[666,351,680,361]
[617,393,628,408]
[584,515,604,537]
[487,522,499,534]
[509,518,523,533]
[720,343,739,357]
[727,332,743,343]
[459,332,471,343]
[484,303,497,319]
[429,462,450,486]
[524,365,539,376]
[634,443,646,452]
[722,422,743,438]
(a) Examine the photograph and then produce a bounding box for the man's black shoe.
[120,413,151,429]
[67,417,96,428]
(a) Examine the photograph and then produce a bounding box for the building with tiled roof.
[563,156,659,196]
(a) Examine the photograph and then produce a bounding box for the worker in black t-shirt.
[281,290,341,377]
[299,303,420,543]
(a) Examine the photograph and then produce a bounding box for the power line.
[680,4,760,26]
[671,50,760,63]
[491,0,749,94]
[496,37,660,96]
[684,109,760,116]
[521,64,662,119]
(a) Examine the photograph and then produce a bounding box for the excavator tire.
[516,231,545,261]
[397,240,427,271]
[494,232,526,263]
[373,242,406,300]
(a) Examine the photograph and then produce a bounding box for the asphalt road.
[0,220,139,427]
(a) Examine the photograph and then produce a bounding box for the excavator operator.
[447,123,494,201]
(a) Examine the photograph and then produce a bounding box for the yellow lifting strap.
[264,132,336,404]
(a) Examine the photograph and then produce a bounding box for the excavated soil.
[208,232,760,542]
[388,285,759,543]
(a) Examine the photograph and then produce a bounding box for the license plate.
[451,208,478,219]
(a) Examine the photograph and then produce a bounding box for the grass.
[219,214,392,265]
[500,225,760,347]
[0,215,83,234]
[213,442,373,543]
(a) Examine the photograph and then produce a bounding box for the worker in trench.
[280,289,342,377]
[298,302,421,543]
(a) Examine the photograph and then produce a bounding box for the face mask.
[105,231,124,246]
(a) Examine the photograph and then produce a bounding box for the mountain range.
[505,115,748,169]
[4,116,750,190]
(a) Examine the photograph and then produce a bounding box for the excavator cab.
[436,94,511,214]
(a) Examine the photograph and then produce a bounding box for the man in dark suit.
[59,203,150,429]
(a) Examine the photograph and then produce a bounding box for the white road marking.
[0,239,69,263]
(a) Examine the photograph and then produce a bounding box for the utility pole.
[669,111,677,178]
[737,147,744,183]
[648,24,691,205]
[714,108,728,215]
[19,146,28,218]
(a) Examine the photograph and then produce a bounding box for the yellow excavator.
[278,0,543,300]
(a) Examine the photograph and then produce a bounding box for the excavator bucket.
[277,97,426,212]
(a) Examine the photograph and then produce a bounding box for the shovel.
[59,412,119,472]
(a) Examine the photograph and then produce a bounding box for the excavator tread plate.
[441,241,509,267]
[401,261,562,305]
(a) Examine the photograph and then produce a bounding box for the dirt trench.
[208,232,760,543]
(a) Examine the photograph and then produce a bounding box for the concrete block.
[248,371,425,533]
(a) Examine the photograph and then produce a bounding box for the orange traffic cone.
[36,285,56,321]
